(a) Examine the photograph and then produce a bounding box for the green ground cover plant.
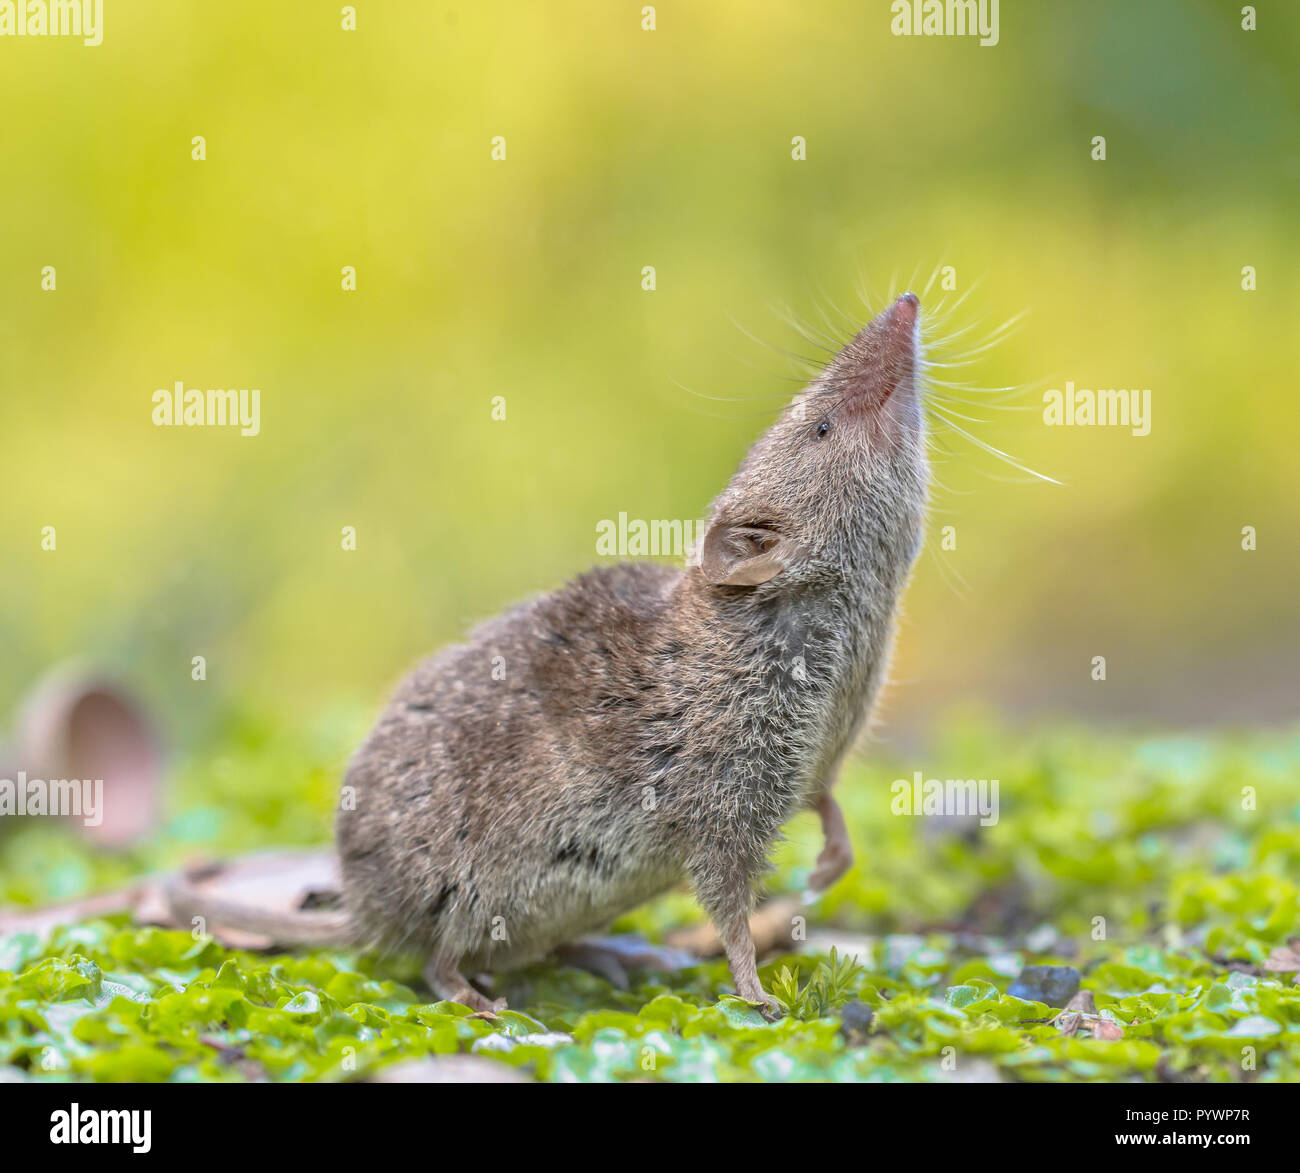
[2,713,1297,1083]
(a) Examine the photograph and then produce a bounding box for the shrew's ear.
[699,523,796,586]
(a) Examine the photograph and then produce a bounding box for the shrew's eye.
[815,420,830,439]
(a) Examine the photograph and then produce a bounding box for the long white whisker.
[925,401,997,426]
[929,414,1061,484]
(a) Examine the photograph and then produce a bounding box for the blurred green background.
[2,0,1297,752]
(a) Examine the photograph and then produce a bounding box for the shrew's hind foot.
[423,956,507,1014]
[554,934,698,990]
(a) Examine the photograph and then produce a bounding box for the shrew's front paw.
[805,837,853,898]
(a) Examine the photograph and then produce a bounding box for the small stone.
[840,1000,875,1045]
[1007,965,1081,1008]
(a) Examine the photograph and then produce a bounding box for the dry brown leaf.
[1263,944,1300,972]
[161,849,342,948]
[0,876,172,937]
[1055,1011,1081,1036]
[0,852,347,950]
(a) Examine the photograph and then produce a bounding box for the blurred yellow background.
[2,0,1297,747]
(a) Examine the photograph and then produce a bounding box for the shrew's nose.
[883,291,919,344]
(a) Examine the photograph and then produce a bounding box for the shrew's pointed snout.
[878,292,919,370]
[827,292,921,416]
[886,290,919,333]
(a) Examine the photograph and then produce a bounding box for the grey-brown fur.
[335,293,929,1014]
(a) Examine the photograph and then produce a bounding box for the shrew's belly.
[462,852,685,970]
